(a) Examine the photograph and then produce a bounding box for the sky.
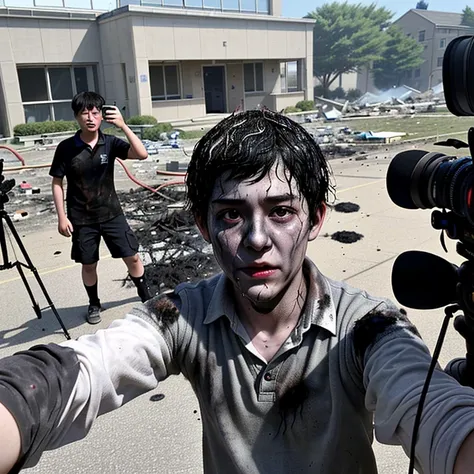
[282,0,468,20]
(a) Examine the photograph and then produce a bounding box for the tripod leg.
[2,213,71,340]
[0,216,11,270]
[15,262,42,319]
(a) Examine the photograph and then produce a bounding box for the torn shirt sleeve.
[0,310,179,471]
[356,304,474,474]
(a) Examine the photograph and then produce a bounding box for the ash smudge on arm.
[143,293,181,331]
[353,307,421,364]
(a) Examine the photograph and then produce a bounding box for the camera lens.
[387,150,474,224]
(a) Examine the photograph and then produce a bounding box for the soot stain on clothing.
[277,382,310,435]
[332,202,360,213]
[318,294,331,310]
[149,294,180,326]
[331,231,364,244]
[352,308,421,362]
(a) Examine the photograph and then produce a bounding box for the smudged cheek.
[209,228,241,270]
[273,222,310,259]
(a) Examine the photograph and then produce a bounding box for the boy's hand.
[103,106,125,129]
[58,217,74,237]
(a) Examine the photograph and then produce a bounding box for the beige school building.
[0,0,314,137]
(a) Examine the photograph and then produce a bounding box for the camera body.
[0,159,15,207]
[386,35,474,311]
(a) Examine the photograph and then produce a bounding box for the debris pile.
[120,187,219,296]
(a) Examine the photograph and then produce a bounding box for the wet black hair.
[71,91,105,116]
[186,109,334,224]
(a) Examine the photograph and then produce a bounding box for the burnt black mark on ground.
[150,393,165,402]
[332,202,360,213]
[331,231,364,243]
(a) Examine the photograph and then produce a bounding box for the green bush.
[284,106,302,114]
[346,88,362,101]
[126,115,158,125]
[13,120,79,136]
[102,126,125,137]
[176,129,209,140]
[141,123,173,141]
[295,100,315,112]
[332,87,346,99]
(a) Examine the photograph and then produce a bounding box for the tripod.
[0,162,70,340]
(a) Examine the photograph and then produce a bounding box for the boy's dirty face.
[199,162,325,310]
[76,106,102,133]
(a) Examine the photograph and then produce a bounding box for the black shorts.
[71,214,139,265]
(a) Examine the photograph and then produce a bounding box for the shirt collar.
[74,130,105,148]
[204,258,337,336]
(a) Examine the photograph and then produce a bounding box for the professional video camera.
[386,36,474,474]
[386,35,474,314]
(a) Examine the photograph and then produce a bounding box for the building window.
[17,65,97,123]
[440,38,446,48]
[280,61,302,93]
[437,56,444,67]
[414,68,421,78]
[119,0,270,13]
[244,63,264,93]
[418,30,425,42]
[257,0,269,13]
[203,0,220,8]
[222,0,239,9]
[149,64,181,101]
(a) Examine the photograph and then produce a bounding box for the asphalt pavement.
[0,142,469,473]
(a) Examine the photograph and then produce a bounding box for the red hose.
[0,145,25,166]
[117,159,184,193]
[156,169,186,177]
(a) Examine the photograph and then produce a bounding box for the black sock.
[130,273,152,302]
[84,282,100,307]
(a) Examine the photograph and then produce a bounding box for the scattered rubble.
[120,187,220,296]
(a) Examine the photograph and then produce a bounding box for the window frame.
[149,63,182,101]
[280,60,302,93]
[243,62,264,93]
[17,65,98,122]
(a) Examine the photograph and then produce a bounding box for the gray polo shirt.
[25,258,474,473]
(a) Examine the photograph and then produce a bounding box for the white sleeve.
[47,313,178,450]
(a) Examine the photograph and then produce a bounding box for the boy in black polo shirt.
[49,91,152,324]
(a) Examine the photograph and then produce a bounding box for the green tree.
[415,1,428,9]
[306,2,392,95]
[372,25,424,90]
[461,6,474,27]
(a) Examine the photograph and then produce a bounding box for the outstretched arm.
[0,297,181,471]
[0,402,20,473]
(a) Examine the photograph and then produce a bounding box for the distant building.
[0,0,315,137]
[356,9,474,94]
